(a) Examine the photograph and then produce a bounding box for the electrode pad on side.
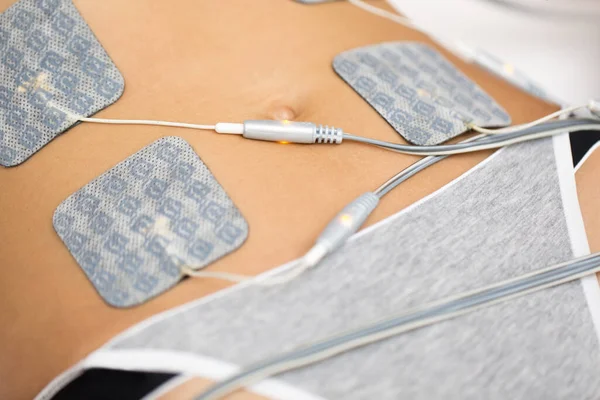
[53,137,248,307]
[0,0,124,167]
[333,42,511,145]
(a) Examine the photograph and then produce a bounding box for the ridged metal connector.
[242,120,344,144]
[315,125,343,144]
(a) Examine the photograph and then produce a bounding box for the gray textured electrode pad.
[53,137,248,307]
[0,0,124,167]
[106,140,600,399]
[333,42,511,145]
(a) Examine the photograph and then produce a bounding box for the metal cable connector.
[242,120,343,144]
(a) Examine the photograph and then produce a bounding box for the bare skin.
[576,146,600,254]
[0,0,569,398]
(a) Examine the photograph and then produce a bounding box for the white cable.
[253,245,330,286]
[181,266,307,286]
[469,104,589,134]
[181,251,322,288]
[346,0,463,55]
[180,266,250,284]
[181,266,306,287]
[180,250,322,287]
[181,250,323,287]
[347,0,421,32]
[77,116,247,135]
[78,116,217,131]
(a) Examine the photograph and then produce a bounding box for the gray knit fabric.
[106,139,600,398]
[333,42,511,145]
[0,0,124,167]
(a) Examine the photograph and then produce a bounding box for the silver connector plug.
[292,191,381,273]
[242,120,343,144]
[313,192,380,256]
[256,192,380,285]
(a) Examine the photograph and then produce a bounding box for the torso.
[0,0,558,398]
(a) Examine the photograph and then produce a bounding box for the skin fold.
[0,0,570,398]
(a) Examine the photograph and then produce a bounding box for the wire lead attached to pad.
[78,116,217,131]
[468,104,589,135]
[261,192,379,284]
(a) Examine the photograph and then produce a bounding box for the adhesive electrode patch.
[333,42,511,145]
[0,0,124,167]
[53,137,249,307]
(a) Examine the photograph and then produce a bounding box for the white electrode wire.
[180,266,249,284]
[251,245,332,286]
[346,0,465,56]
[194,254,600,400]
[347,0,422,32]
[469,104,588,134]
[180,253,322,286]
[180,266,299,286]
[78,116,217,131]
[252,263,311,286]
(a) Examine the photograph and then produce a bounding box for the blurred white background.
[389,0,600,104]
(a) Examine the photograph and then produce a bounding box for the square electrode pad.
[333,42,511,145]
[0,0,124,167]
[53,137,248,307]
